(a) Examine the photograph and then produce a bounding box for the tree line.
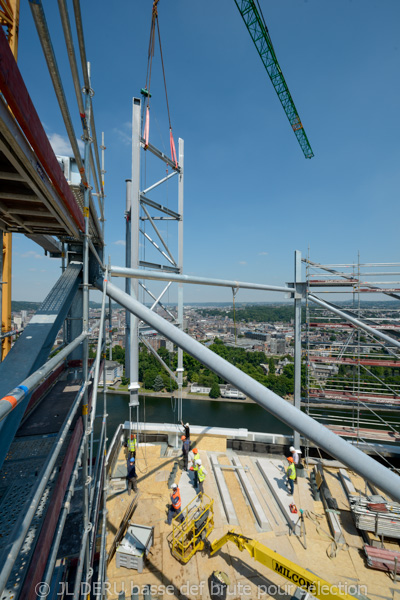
[100,340,305,398]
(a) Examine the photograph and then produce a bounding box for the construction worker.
[190,448,200,488]
[166,483,184,525]
[181,435,190,471]
[181,420,190,440]
[289,446,301,465]
[127,433,137,459]
[196,459,207,495]
[286,456,296,496]
[126,457,138,495]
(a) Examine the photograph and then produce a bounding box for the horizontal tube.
[0,331,88,423]
[110,266,295,294]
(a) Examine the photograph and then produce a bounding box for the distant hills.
[11,299,400,313]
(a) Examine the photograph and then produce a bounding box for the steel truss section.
[127,97,184,425]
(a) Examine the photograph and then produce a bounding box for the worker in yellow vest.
[127,433,137,459]
[190,448,200,489]
[196,459,207,495]
[286,456,296,496]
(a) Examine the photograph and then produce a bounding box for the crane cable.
[143,0,178,168]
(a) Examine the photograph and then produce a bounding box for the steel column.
[125,179,132,379]
[129,98,141,409]
[293,250,302,448]
[97,277,400,503]
[177,138,184,424]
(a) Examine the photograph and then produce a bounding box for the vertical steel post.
[80,63,92,591]
[100,131,105,238]
[1,0,19,361]
[129,98,141,411]
[177,138,184,423]
[125,179,132,379]
[293,250,302,448]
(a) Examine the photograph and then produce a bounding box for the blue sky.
[12,0,400,303]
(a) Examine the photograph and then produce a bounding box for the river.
[97,393,292,437]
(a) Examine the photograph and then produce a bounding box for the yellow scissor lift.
[170,492,214,563]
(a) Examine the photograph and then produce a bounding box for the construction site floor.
[105,437,400,600]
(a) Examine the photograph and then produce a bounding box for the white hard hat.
[171,483,177,489]
[196,459,202,466]
[185,422,189,427]
[290,446,295,452]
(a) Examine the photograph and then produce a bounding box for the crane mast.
[234,0,314,159]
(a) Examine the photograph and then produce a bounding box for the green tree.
[209,381,220,398]
[121,376,129,386]
[144,369,157,390]
[268,357,276,375]
[153,375,165,392]
[112,345,125,365]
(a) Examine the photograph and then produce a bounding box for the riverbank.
[103,387,400,411]
[104,387,258,404]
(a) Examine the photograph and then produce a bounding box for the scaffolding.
[304,257,400,467]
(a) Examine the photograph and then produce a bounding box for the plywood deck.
[106,443,400,600]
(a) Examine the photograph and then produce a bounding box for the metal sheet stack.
[349,495,400,539]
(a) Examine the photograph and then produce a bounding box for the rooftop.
[105,434,398,600]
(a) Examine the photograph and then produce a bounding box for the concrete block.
[256,458,297,533]
[210,455,239,526]
[231,456,271,531]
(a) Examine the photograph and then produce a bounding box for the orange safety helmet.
[131,434,134,439]
[181,435,186,441]
[192,448,198,454]
[287,456,294,463]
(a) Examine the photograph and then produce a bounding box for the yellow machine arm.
[210,530,358,600]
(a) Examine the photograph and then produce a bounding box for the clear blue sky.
[12,0,400,303]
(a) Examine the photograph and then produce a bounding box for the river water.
[98,393,291,437]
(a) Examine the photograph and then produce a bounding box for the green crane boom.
[234,0,314,159]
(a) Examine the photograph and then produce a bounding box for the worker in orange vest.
[166,483,184,525]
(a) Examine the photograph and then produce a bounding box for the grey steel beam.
[143,170,177,195]
[309,294,400,350]
[141,138,181,172]
[97,277,400,502]
[149,282,172,313]
[111,266,296,294]
[141,204,177,265]
[139,260,180,274]
[139,282,176,321]
[139,228,176,266]
[140,194,180,219]
[25,234,62,254]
